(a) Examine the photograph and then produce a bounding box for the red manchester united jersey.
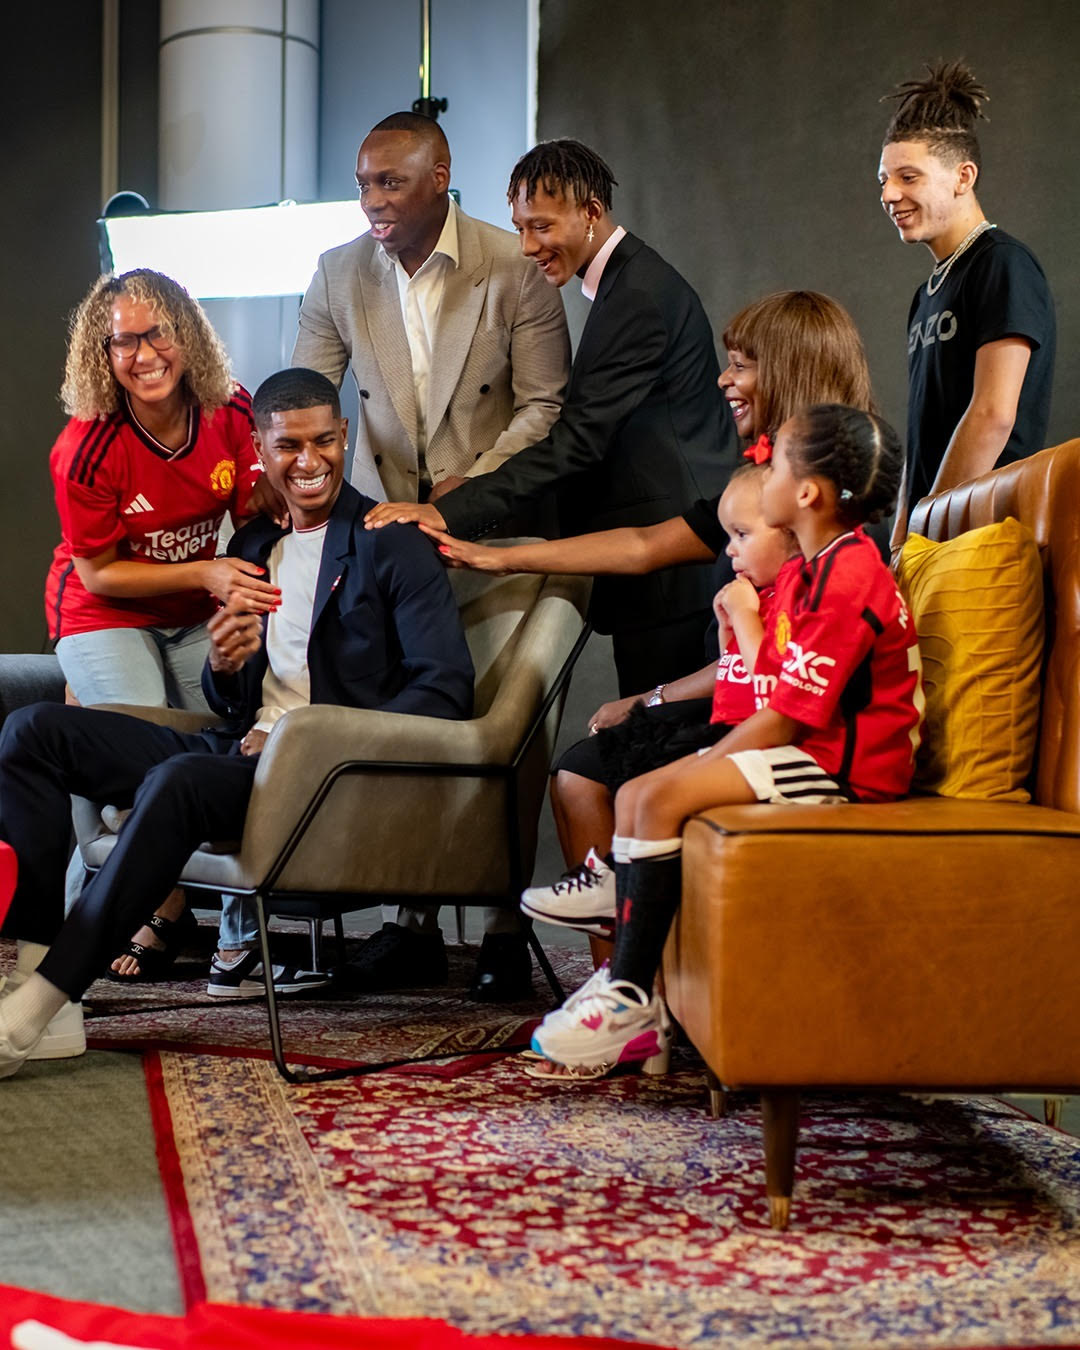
[753,528,924,801]
[45,389,259,639]
[710,585,777,726]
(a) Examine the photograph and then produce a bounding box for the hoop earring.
[586,223,595,244]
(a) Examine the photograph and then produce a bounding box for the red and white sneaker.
[531,965,671,1073]
[520,847,616,935]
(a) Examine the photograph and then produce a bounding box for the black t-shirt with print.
[906,227,1055,505]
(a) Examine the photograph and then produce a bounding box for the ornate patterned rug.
[64,933,595,1068]
[150,1046,1080,1348]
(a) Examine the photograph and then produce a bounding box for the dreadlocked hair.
[507,138,617,210]
[788,405,903,528]
[881,60,989,172]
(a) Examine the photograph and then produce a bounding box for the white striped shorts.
[723,746,850,805]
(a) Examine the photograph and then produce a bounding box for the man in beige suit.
[293,112,569,507]
[292,113,570,1000]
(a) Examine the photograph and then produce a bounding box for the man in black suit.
[365,138,738,697]
[0,369,473,1079]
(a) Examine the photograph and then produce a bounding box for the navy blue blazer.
[437,232,738,633]
[203,483,474,732]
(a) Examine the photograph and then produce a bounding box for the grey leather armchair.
[75,566,592,1080]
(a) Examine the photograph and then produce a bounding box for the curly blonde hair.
[60,269,235,421]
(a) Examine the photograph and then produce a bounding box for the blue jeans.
[56,624,256,948]
[56,623,212,712]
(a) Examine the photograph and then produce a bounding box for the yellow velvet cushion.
[896,519,1044,801]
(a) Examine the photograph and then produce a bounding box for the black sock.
[611,851,682,992]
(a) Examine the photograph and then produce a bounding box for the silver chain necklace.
[926,221,996,296]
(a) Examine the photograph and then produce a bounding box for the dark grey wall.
[318,0,530,228]
[537,0,1079,447]
[2,4,106,652]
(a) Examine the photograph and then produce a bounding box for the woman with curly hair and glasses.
[48,269,278,696]
[41,269,279,988]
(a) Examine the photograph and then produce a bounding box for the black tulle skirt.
[554,698,731,792]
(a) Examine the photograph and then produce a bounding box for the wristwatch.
[645,684,666,707]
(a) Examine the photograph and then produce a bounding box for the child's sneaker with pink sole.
[531,965,671,1074]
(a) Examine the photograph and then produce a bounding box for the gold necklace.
[926,221,995,296]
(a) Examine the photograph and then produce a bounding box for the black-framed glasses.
[104,325,175,358]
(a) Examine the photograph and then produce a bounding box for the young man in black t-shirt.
[878,61,1056,543]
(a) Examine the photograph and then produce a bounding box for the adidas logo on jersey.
[123,493,154,514]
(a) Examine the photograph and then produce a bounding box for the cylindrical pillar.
[159,0,319,210]
[157,1,321,392]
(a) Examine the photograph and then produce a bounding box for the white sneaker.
[0,999,43,1080]
[531,966,672,1073]
[521,848,617,935]
[0,972,86,1059]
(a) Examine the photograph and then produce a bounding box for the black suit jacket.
[203,483,474,732]
[437,233,738,632]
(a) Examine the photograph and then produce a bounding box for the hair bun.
[883,59,990,133]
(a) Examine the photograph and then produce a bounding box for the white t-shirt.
[252,522,328,732]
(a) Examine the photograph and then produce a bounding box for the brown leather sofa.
[662,438,1080,1229]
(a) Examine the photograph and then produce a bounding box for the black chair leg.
[526,926,565,1003]
[307,917,322,971]
[256,893,302,1084]
[333,912,346,964]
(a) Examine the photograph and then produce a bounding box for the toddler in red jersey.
[520,463,797,945]
[531,404,924,1075]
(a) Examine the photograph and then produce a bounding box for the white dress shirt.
[580,225,626,302]
[380,198,461,476]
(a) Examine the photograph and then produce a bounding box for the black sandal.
[107,907,199,983]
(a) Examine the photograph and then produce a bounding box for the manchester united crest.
[775,610,791,656]
[209,459,236,499]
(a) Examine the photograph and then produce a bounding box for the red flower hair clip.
[743,434,773,465]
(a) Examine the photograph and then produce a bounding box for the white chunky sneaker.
[0,1001,40,1080]
[531,965,672,1073]
[0,972,86,1059]
[520,847,617,935]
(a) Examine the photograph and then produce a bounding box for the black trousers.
[0,703,255,1001]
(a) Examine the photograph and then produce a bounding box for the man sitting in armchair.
[0,367,474,1078]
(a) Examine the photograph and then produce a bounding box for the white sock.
[1,974,69,1051]
[15,940,51,976]
[625,835,684,861]
[611,834,634,864]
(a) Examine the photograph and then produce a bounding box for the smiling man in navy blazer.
[0,369,474,1078]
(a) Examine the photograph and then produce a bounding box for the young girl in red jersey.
[531,404,924,1074]
[520,460,797,937]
